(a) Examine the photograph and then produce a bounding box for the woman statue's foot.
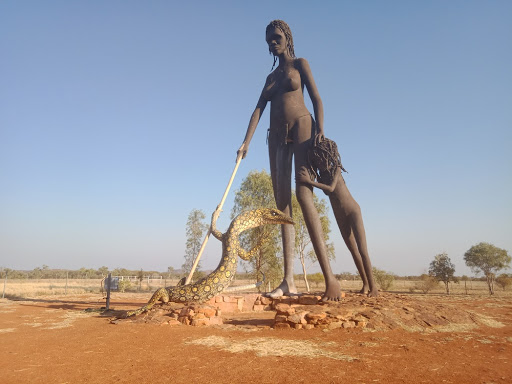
[367,288,379,297]
[321,279,343,302]
[359,284,369,294]
[267,279,297,298]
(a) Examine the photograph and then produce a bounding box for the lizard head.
[234,208,294,233]
[257,208,294,226]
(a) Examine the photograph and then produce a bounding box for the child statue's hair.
[307,138,347,182]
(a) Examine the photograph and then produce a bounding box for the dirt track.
[1,292,511,383]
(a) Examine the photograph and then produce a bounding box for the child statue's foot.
[267,280,297,298]
[321,280,343,302]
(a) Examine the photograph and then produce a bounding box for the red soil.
[0,293,510,384]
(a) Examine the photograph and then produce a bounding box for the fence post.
[65,271,68,295]
[106,273,112,310]
[2,270,7,299]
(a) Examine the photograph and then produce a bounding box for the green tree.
[429,253,457,294]
[112,268,129,277]
[291,192,334,292]
[41,265,50,278]
[231,170,283,289]
[464,242,511,295]
[182,209,208,281]
[97,266,109,277]
[137,269,144,290]
[30,267,42,279]
[79,267,88,279]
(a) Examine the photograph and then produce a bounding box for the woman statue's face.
[266,27,287,56]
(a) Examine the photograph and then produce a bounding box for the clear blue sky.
[1,1,511,277]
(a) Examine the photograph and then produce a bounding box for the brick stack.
[269,293,366,330]
[121,292,489,332]
[167,304,223,326]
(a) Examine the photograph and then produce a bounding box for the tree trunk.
[486,274,495,295]
[299,252,310,293]
[256,249,262,293]
[445,281,450,295]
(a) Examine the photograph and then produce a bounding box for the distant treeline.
[0,266,487,282]
[0,266,181,280]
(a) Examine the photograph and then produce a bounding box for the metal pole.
[106,273,112,310]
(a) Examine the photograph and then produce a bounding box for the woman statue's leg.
[293,117,342,301]
[296,182,342,300]
[268,140,297,297]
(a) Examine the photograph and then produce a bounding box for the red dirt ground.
[1,292,511,384]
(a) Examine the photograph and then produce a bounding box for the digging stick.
[185,151,243,284]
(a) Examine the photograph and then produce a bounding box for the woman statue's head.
[266,20,296,70]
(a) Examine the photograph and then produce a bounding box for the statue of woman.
[238,20,342,301]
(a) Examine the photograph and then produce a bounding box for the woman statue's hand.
[237,142,249,160]
[314,133,325,146]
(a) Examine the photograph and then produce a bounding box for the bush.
[308,273,325,288]
[496,274,512,291]
[415,274,439,294]
[118,280,132,293]
[372,267,395,291]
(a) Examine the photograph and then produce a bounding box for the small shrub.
[118,280,132,293]
[308,273,325,288]
[496,274,512,291]
[415,274,439,294]
[372,267,395,291]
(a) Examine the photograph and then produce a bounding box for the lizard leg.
[126,288,170,317]
[238,239,264,261]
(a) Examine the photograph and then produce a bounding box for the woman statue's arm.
[238,78,270,159]
[298,58,324,140]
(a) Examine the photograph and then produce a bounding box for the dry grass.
[2,279,103,298]
[337,278,512,297]
[186,336,356,361]
[3,277,511,298]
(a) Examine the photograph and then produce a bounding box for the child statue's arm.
[297,169,339,194]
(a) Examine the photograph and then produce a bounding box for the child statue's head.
[307,138,347,182]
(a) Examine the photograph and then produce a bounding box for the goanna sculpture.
[125,208,293,317]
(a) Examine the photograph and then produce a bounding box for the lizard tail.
[224,271,266,293]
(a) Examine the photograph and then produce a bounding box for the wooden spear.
[184,150,244,284]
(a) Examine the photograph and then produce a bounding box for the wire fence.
[1,274,510,299]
